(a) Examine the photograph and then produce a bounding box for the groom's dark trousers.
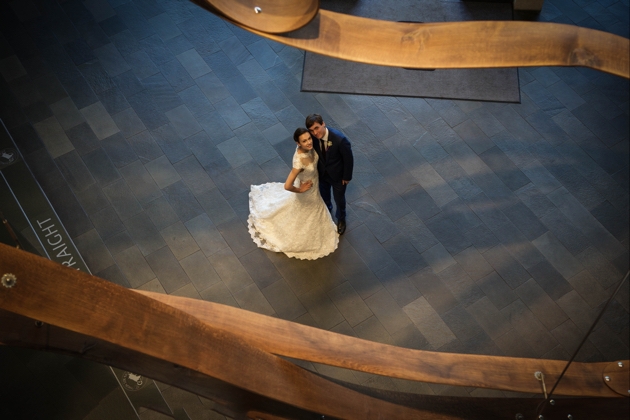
[319,175,347,222]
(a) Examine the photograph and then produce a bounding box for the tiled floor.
[0,0,628,418]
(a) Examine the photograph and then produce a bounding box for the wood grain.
[191,0,318,33]
[137,291,624,398]
[2,311,628,419]
[193,1,629,78]
[0,244,433,419]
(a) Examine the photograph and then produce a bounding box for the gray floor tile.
[233,282,275,315]
[113,245,155,288]
[160,221,199,260]
[467,296,511,340]
[425,213,472,256]
[239,248,282,289]
[205,247,253,293]
[55,149,96,193]
[475,271,518,311]
[557,290,598,333]
[184,213,228,257]
[382,233,427,276]
[164,104,202,139]
[74,228,114,273]
[453,246,493,281]
[82,147,120,187]
[111,107,146,138]
[328,281,373,327]
[33,116,75,158]
[104,230,134,256]
[403,296,456,349]
[261,280,307,321]
[364,288,412,335]
[421,242,456,274]
[50,97,85,131]
[567,270,608,309]
[532,231,583,280]
[123,211,166,256]
[119,159,162,205]
[515,279,568,330]
[179,250,221,292]
[298,288,344,329]
[151,123,192,164]
[93,42,130,77]
[65,122,100,156]
[89,205,125,241]
[353,315,394,346]
[215,96,251,130]
[483,244,531,289]
[198,281,237,307]
[548,187,626,260]
[143,195,179,231]
[101,131,137,168]
[375,262,421,308]
[80,101,120,140]
[453,118,494,155]
[442,305,485,342]
[145,245,190,293]
[145,154,181,188]
[437,263,485,308]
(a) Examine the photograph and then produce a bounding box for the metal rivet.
[34,320,43,328]
[539,415,544,420]
[515,414,524,420]
[549,399,555,405]
[254,6,262,13]
[618,361,624,368]
[1,273,16,288]
[605,375,611,382]
[567,415,573,420]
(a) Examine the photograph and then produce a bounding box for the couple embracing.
[248,114,354,260]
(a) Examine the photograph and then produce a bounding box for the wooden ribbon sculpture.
[2,3,629,418]
[191,0,629,78]
[1,243,629,419]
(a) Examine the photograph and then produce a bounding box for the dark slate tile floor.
[0,0,628,418]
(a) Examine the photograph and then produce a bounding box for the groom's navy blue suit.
[312,127,354,222]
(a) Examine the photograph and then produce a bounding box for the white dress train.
[247,147,339,260]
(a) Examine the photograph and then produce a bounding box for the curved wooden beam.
[137,291,624,398]
[3,310,628,420]
[194,0,319,33]
[193,1,629,78]
[0,244,427,419]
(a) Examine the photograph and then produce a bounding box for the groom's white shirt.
[321,127,330,150]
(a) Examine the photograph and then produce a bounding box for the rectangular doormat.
[302,0,520,103]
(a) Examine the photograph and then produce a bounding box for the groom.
[306,114,354,235]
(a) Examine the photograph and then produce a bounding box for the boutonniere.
[327,141,333,147]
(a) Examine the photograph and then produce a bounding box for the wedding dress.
[247,147,339,260]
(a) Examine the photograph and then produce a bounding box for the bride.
[247,128,339,260]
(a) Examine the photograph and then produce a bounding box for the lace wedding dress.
[247,147,339,260]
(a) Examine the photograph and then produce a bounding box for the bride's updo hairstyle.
[293,127,309,143]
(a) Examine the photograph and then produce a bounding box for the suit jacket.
[313,127,354,183]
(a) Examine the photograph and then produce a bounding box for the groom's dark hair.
[293,127,309,142]
[305,114,323,129]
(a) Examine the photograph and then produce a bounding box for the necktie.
[321,139,326,159]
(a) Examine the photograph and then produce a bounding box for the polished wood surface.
[2,310,629,420]
[1,244,628,419]
[191,2,629,78]
[0,244,432,419]
[137,291,623,398]
[191,0,319,33]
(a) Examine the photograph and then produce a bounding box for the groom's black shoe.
[337,220,346,235]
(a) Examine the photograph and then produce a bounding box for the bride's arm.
[284,168,312,193]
